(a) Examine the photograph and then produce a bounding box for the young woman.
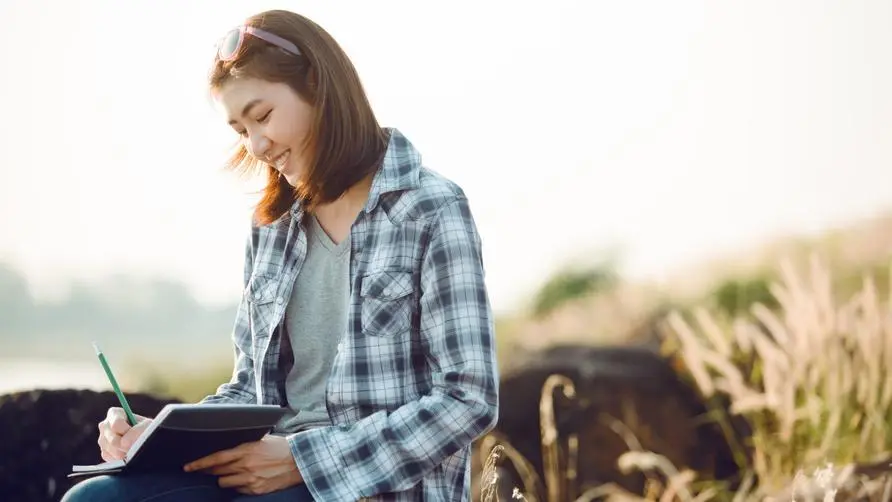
[61,8,499,502]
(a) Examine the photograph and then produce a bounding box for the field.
[473,212,892,501]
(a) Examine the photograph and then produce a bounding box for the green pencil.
[92,341,138,426]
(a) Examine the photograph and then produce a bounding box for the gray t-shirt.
[274,214,350,433]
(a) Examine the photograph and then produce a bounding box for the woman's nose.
[248,134,271,160]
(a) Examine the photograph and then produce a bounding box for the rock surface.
[1,349,743,502]
[475,344,743,501]
[0,388,179,502]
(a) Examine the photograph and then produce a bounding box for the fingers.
[106,407,132,435]
[184,446,244,472]
[102,426,126,457]
[218,472,255,489]
[120,419,151,449]
[97,407,133,461]
[97,430,126,460]
[203,460,245,476]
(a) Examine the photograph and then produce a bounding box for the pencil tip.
[92,341,101,354]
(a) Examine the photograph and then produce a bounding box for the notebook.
[68,403,288,478]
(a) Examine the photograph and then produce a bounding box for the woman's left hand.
[183,434,303,495]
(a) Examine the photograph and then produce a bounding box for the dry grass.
[479,255,892,501]
[497,212,892,377]
[664,255,892,499]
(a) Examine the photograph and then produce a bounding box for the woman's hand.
[183,434,303,495]
[97,407,153,461]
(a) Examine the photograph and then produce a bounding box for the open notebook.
[69,403,287,478]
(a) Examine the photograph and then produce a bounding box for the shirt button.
[253,292,261,300]
[276,297,284,305]
[337,342,344,351]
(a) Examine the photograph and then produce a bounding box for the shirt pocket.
[245,273,279,339]
[359,270,415,338]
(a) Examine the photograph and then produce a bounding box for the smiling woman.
[218,78,315,190]
[209,12,389,227]
[61,8,499,502]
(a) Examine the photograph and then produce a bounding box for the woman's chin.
[276,164,302,187]
[282,173,300,187]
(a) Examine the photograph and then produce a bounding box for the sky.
[0,0,890,315]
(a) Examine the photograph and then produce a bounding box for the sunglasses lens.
[219,29,241,60]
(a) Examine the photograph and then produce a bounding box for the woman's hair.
[209,10,388,225]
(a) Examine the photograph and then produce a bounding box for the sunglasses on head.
[217,25,301,62]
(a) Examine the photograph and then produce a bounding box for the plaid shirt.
[201,128,500,501]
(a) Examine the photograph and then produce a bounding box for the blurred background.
[1,2,891,498]
[1,0,889,397]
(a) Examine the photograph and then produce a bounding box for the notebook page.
[71,459,125,472]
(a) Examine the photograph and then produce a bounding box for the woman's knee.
[61,476,122,502]
[60,472,226,502]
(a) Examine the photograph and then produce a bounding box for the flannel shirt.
[201,128,500,501]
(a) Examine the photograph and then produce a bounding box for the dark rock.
[1,351,744,502]
[0,388,180,502]
[480,344,743,501]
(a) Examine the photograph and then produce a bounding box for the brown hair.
[209,10,388,225]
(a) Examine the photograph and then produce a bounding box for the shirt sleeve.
[199,231,258,405]
[289,196,500,500]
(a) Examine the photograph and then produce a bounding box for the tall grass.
[478,256,892,501]
[665,256,892,499]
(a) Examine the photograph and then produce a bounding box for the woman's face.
[213,77,313,186]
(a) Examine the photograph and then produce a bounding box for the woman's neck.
[314,172,374,219]
[310,173,374,244]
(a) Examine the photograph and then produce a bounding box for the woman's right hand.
[98,407,153,461]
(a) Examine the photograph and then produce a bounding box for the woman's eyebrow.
[228,99,263,125]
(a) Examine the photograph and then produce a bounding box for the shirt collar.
[363,127,421,214]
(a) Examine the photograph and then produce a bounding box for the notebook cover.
[69,404,287,478]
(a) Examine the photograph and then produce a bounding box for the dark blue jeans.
[60,471,315,502]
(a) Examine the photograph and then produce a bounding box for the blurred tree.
[710,273,778,318]
[0,262,237,359]
[531,261,618,318]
